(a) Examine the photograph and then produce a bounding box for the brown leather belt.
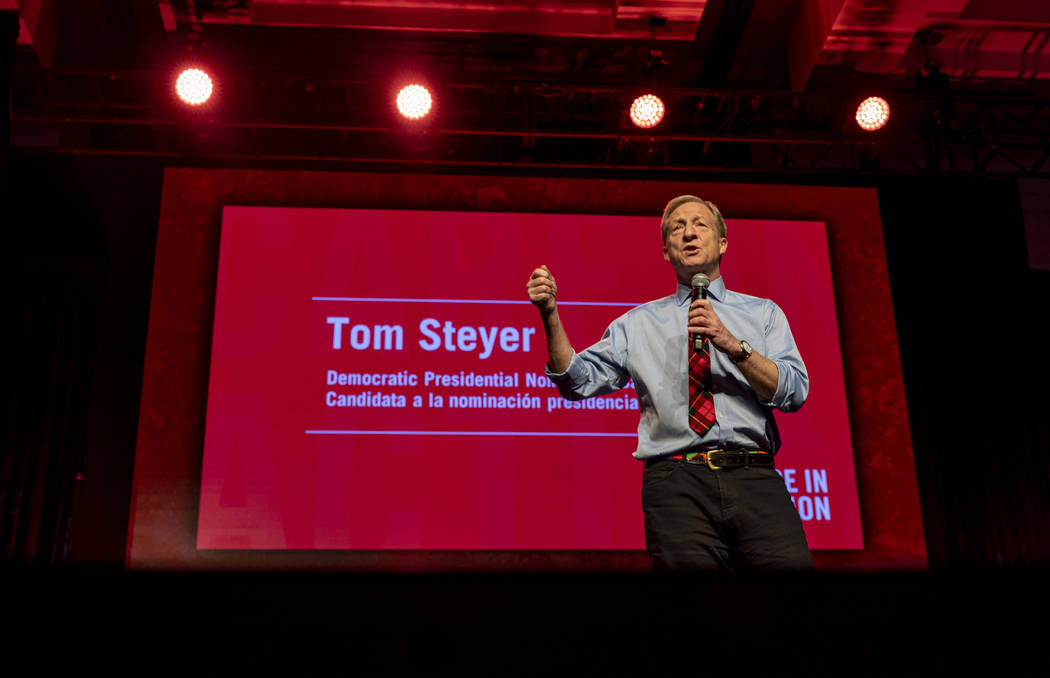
[646,449,774,471]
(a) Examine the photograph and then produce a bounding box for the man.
[526,195,813,571]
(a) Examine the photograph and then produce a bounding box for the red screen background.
[128,169,925,571]
[198,208,860,550]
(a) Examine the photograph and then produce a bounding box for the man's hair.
[661,195,727,242]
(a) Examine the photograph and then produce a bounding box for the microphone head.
[691,273,710,290]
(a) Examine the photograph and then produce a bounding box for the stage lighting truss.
[12,69,1050,177]
[175,68,214,106]
[855,96,890,131]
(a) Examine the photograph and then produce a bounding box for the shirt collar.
[675,275,726,306]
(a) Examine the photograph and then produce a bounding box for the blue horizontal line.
[305,430,636,437]
[311,296,638,307]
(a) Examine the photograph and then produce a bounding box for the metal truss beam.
[11,67,1050,177]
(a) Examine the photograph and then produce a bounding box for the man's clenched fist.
[527,265,558,315]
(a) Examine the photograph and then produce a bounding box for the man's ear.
[719,237,727,258]
[663,243,670,262]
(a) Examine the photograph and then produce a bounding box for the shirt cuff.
[761,357,806,412]
[544,350,578,382]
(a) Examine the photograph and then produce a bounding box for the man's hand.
[689,298,780,401]
[527,265,558,316]
[688,298,738,355]
[527,265,573,373]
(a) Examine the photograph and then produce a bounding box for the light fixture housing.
[629,93,665,129]
[396,84,433,120]
[175,68,214,106]
[855,96,890,131]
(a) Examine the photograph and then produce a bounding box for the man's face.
[663,201,727,283]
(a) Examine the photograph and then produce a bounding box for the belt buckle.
[705,450,722,471]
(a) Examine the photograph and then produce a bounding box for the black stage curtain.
[2,153,159,566]
[1,10,17,191]
[879,176,1050,568]
[1,256,98,564]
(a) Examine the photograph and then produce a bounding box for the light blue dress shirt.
[546,276,809,459]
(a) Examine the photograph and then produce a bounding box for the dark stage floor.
[6,569,1044,674]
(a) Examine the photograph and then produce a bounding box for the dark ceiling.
[6,1,1050,176]
[13,0,1050,88]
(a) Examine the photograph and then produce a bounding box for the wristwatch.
[731,340,753,364]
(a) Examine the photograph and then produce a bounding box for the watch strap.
[731,340,753,363]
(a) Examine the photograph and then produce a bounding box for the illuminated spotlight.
[856,96,890,131]
[396,84,433,120]
[175,68,214,105]
[629,93,665,129]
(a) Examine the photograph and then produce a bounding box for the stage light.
[855,96,890,131]
[396,84,433,120]
[175,68,214,106]
[629,94,665,129]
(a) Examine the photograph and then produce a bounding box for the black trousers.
[641,458,814,572]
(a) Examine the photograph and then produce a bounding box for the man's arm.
[688,298,778,401]
[689,297,808,410]
[526,265,573,373]
[725,343,778,402]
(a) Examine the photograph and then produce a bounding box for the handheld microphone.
[690,273,710,351]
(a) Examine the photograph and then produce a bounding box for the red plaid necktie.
[688,334,716,435]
